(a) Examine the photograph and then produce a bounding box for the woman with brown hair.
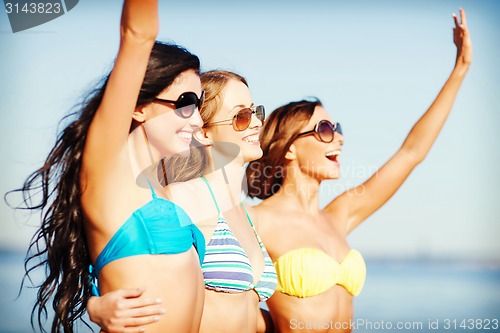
[245,8,472,333]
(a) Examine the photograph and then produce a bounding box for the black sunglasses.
[206,105,265,131]
[296,120,342,143]
[153,91,205,118]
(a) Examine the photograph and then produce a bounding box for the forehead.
[303,105,333,129]
[161,70,202,98]
[220,79,252,112]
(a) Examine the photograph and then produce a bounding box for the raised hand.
[333,8,473,233]
[453,8,472,68]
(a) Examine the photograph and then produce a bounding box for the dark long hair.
[6,42,200,333]
[246,98,322,199]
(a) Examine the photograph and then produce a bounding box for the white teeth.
[325,150,341,157]
[243,134,259,143]
[178,132,192,140]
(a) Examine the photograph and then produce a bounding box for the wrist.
[452,62,470,77]
[87,296,99,322]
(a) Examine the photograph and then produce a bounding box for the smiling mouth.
[243,134,259,143]
[325,150,341,162]
[177,131,193,142]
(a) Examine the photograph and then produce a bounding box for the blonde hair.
[201,70,248,126]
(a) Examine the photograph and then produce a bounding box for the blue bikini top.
[89,183,205,296]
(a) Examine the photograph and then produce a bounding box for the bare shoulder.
[165,178,214,222]
[251,198,292,232]
[250,198,305,259]
[166,178,198,200]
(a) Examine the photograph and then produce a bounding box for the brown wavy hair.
[5,42,200,333]
[246,98,322,199]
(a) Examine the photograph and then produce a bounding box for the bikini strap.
[200,176,221,214]
[240,202,265,247]
[240,202,255,228]
[146,180,157,199]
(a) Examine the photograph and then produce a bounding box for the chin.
[162,142,191,159]
[325,171,341,180]
[174,147,191,158]
[243,149,263,163]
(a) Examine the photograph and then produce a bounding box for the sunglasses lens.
[317,121,334,143]
[234,109,253,131]
[255,105,265,121]
[175,92,203,118]
[176,105,195,118]
[335,122,342,136]
[234,105,266,131]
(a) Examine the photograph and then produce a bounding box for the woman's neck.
[273,164,321,215]
[203,145,245,210]
[127,125,161,188]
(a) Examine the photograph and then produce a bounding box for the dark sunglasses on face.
[206,105,265,131]
[295,120,342,143]
[153,90,205,118]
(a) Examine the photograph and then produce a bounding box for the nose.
[334,131,344,145]
[189,107,204,128]
[249,111,263,129]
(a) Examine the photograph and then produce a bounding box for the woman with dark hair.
[245,9,472,333]
[10,0,206,332]
[87,70,278,333]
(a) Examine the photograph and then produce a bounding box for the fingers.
[453,8,468,28]
[451,7,472,67]
[123,312,164,327]
[116,288,146,299]
[107,307,164,332]
[125,296,162,309]
[452,12,459,29]
[111,298,166,330]
[110,288,163,310]
[123,304,166,318]
[120,327,146,333]
[459,8,467,27]
[113,326,146,333]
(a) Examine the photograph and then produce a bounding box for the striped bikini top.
[200,176,277,302]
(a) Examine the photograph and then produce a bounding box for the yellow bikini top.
[273,248,366,298]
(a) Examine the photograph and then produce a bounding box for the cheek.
[143,114,184,151]
[297,141,320,160]
[211,127,240,145]
[296,143,327,172]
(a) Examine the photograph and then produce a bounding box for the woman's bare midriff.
[200,289,261,333]
[98,249,205,333]
[268,285,354,333]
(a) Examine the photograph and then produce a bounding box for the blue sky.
[1,0,499,260]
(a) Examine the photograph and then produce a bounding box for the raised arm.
[82,0,158,178]
[325,8,472,234]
